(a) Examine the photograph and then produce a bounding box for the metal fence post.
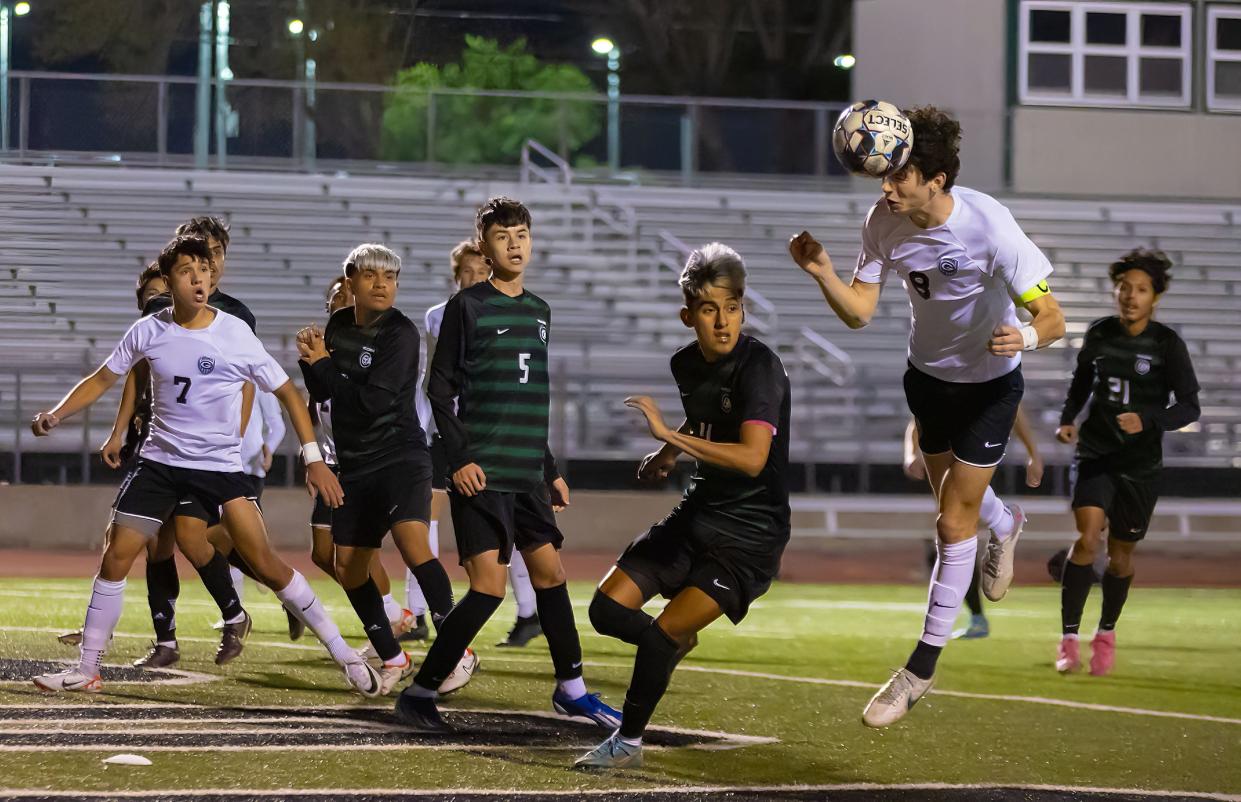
[13,369,21,484]
[16,74,26,155]
[156,79,168,163]
[813,106,828,176]
[426,90,436,163]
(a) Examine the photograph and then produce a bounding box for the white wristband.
[301,442,324,465]
[1020,325,1040,351]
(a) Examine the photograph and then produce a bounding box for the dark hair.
[450,239,485,280]
[135,261,163,310]
[325,275,346,301]
[156,235,212,276]
[679,242,746,306]
[175,216,230,253]
[905,105,962,191]
[1109,248,1172,294]
[475,196,532,241]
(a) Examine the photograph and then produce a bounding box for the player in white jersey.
[788,106,1065,726]
[30,235,381,696]
[407,239,544,648]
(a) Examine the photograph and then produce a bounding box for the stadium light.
[591,37,614,55]
[287,18,304,35]
[833,54,856,70]
[14,2,29,16]
[590,38,621,174]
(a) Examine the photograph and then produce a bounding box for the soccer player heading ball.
[788,106,1066,727]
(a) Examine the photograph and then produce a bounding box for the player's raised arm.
[625,396,774,479]
[100,363,144,467]
[32,364,122,436]
[788,231,882,329]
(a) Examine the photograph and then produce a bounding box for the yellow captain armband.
[1018,280,1051,307]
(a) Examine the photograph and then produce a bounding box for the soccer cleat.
[57,630,83,647]
[33,668,102,694]
[862,668,934,728]
[574,731,643,770]
[133,642,180,669]
[953,614,990,640]
[390,608,417,639]
[437,648,479,695]
[981,504,1025,602]
[214,611,252,665]
[342,657,382,698]
[397,614,429,643]
[552,689,622,730]
[394,690,452,732]
[285,607,305,641]
[1055,635,1081,673]
[496,613,543,648]
[1090,630,1116,676]
[378,652,416,696]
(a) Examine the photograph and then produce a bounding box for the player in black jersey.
[298,244,461,696]
[1054,249,1200,676]
[395,196,619,732]
[576,243,791,770]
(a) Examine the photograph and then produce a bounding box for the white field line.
[0,784,1234,800]
[0,657,220,687]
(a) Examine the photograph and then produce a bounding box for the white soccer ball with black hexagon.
[831,100,913,179]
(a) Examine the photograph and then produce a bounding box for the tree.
[381,35,601,165]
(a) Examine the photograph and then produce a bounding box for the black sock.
[904,639,942,681]
[1098,572,1133,632]
[146,556,179,643]
[964,565,983,617]
[226,549,259,582]
[1061,560,1094,636]
[411,559,455,627]
[534,582,583,681]
[619,622,680,740]
[589,590,653,646]
[195,550,244,622]
[344,577,401,662]
[413,590,502,691]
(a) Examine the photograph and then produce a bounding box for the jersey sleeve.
[1060,325,1098,425]
[738,349,787,435]
[234,324,290,393]
[104,318,149,376]
[852,203,888,285]
[368,321,419,396]
[990,206,1054,296]
[428,294,474,471]
[1144,333,1202,432]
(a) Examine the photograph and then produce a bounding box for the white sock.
[509,550,537,619]
[223,610,246,625]
[557,676,587,699]
[382,593,402,625]
[980,486,1014,539]
[383,651,409,668]
[405,566,427,616]
[156,640,177,649]
[79,576,126,676]
[922,538,978,647]
[619,735,642,747]
[428,520,440,557]
[274,570,353,664]
[229,566,245,602]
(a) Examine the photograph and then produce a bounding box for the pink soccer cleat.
[1090,630,1116,676]
[1055,635,1081,673]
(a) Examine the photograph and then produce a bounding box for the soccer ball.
[831,100,913,178]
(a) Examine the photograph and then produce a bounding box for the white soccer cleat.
[981,503,1025,602]
[378,653,416,696]
[33,667,102,694]
[862,668,934,728]
[341,658,382,698]
[355,642,379,662]
[437,648,478,695]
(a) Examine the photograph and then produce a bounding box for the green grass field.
[1,576,1238,799]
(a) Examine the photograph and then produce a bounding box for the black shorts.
[616,503,787,625]
[112,459,256,538]
[430,435,449,491]
[332,461,432,549]
[310,464,340,529]
[1071,458,1160,542]
[904,363,1024,468]
[450,485,564,565]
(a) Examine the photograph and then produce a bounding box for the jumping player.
[788,106,1065,726]
[1054,249,1199,676]
[31,235,379,696]
[576,243,790,769]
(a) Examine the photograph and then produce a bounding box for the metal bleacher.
[1,157,1238,472]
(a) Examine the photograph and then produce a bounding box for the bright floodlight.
[288,18,304,35]
[591,37,615,55]
[14,2,32,15]
[833,54,856,69]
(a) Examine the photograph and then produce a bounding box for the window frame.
[1207,5,1241,111]
[1018,1,1193,109]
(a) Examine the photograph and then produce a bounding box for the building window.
[1208,5,1241,110]
[1019,2,1192,108]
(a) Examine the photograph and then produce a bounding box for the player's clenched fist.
[1055,424,1078,445]
[31,411,59,437]
[788,231,833,279]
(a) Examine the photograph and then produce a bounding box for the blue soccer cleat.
[552,689,621,730]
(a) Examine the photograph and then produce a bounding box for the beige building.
[854,0,1241,199]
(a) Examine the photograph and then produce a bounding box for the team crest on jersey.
[197,356,215,375]
[538,319,548,344]
[359,352,373,368]
[937,257,959,276]
[720,389,732,414]
[1135,355,1152,375]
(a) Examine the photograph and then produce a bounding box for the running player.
[394,196,619,731]
[788,106,1065,726]
[1054,249,1199,676]
[297,244,460,695]
[31,235,379,695]
[410,239,543,648]
[576,243,790,769]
